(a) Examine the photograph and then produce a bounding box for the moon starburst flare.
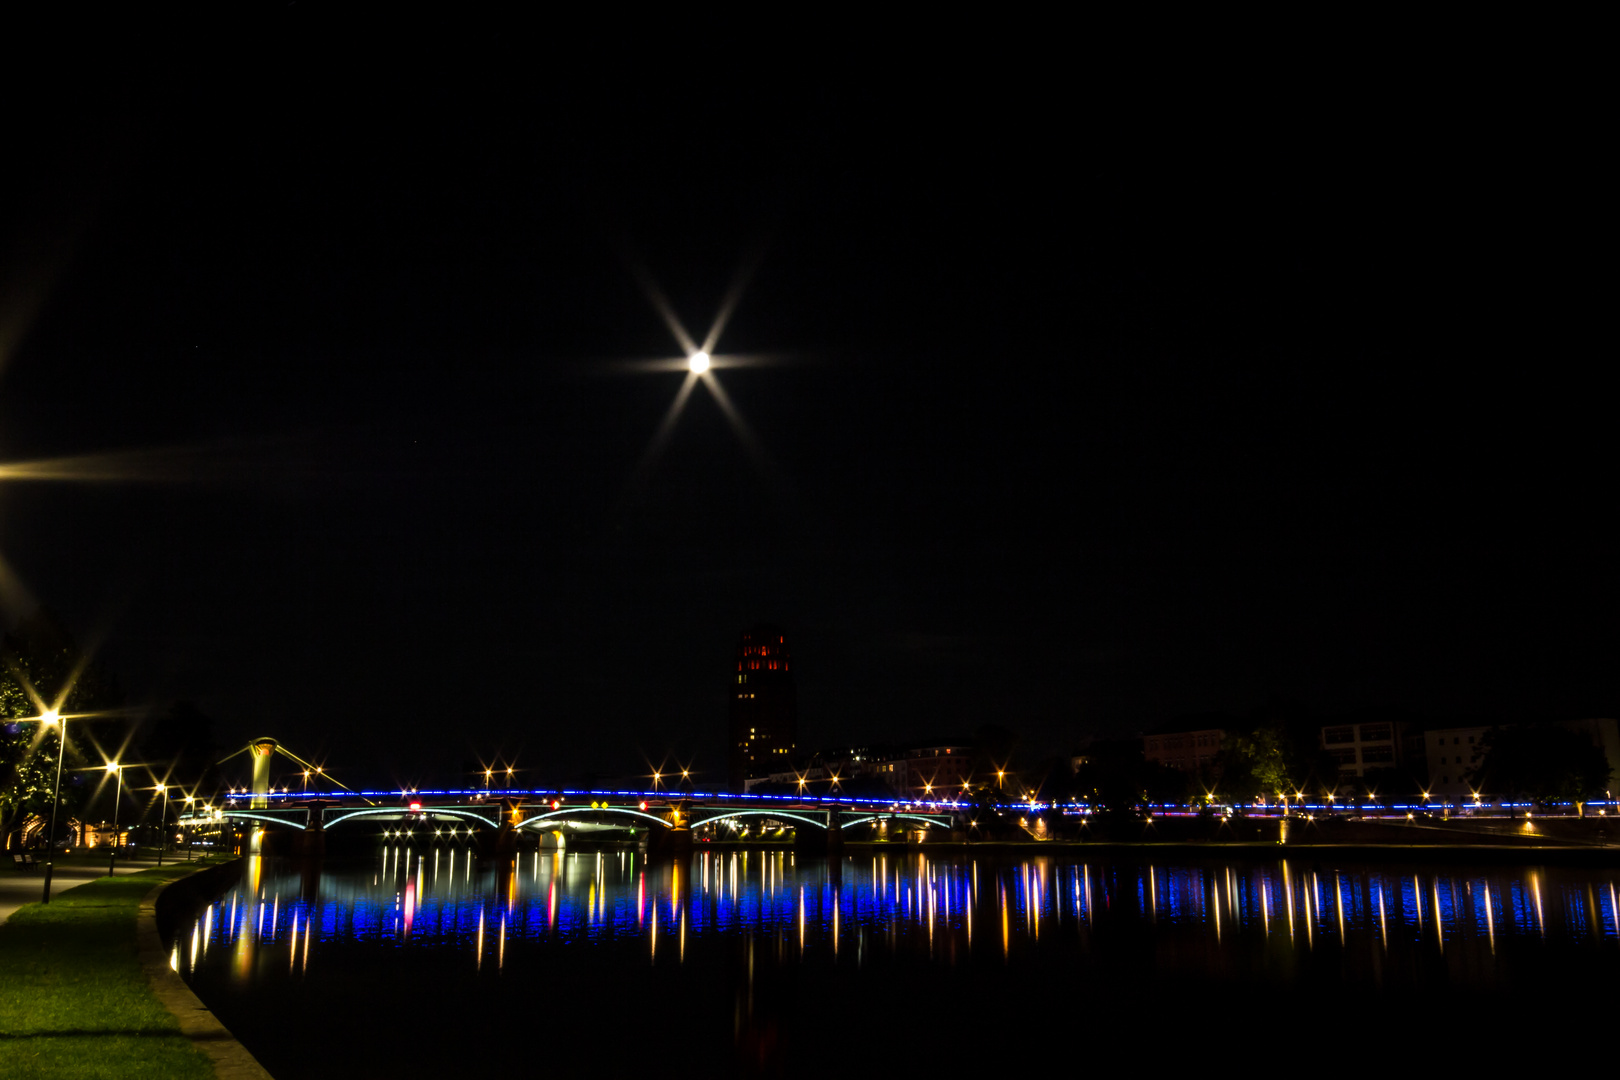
[617,257,789,501]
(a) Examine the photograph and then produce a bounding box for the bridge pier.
[301,800,327,860]
[493,798,519,858]
[644,800,693,860]
[645,826,692,859]
[249,739,277,809]
[792,811,843,856]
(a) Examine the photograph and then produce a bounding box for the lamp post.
[184,796,195,861]
[39,709,66,905]
[156,784,171,866]
[106,762,123,877]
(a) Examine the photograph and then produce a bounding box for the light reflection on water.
[178,849,1620,1075]
[180,849,1620,974]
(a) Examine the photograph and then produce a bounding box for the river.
[173,846,1620,1075]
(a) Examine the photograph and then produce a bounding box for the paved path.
[0,853,193,925]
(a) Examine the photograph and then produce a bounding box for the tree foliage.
[1215,698,1342,802]
[0,611,124,846]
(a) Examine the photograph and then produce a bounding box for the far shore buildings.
[1319,718,1421,779]
[742,741,976,800]
[1137,713,1620,799]
[728,626,798,792]
[1423,725,1491,796]
[1142,721,1224,773]
[726,627,985,800]
[1424,717,1620,798]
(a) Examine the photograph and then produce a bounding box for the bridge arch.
[204,810,303,830]
[838,813,953,831]
[517,807,673,831]
[690,809,828,831]
[324,807,499,830]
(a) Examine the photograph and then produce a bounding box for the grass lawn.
[0,860,231,1079]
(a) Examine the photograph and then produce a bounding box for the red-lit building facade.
[728,626,798,791]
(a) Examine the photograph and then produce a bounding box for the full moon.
[688,351,710,374]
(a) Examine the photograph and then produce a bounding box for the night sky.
[2,26,1611,788]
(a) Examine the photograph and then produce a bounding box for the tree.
[0,611,124,848]
[1468,725,1612,806]
[1215,698,1343,804]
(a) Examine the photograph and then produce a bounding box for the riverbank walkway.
[0,851,183,926]
[1,861,221,1079]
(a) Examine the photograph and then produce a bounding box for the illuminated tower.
[728,625,798,792]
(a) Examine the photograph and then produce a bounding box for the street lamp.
[184,796,195,861]
[155,784,171,866]
[38,709,66,904]
[105,762,123,877]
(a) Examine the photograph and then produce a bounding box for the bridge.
[181,738,962,856]
[180,789,959,854]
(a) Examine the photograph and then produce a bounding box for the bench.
[9,852,40,870]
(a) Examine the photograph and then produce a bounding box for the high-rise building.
[728,625,797,791]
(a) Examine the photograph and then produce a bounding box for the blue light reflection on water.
[181,848,1620,987]
[174,849,1620,1079]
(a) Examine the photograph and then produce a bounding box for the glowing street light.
[105,762,123,877]
[688,351,710,374]
[38,708,66,903]
[153,783,173,866]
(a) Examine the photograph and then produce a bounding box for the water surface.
[175,847,1620,1074]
